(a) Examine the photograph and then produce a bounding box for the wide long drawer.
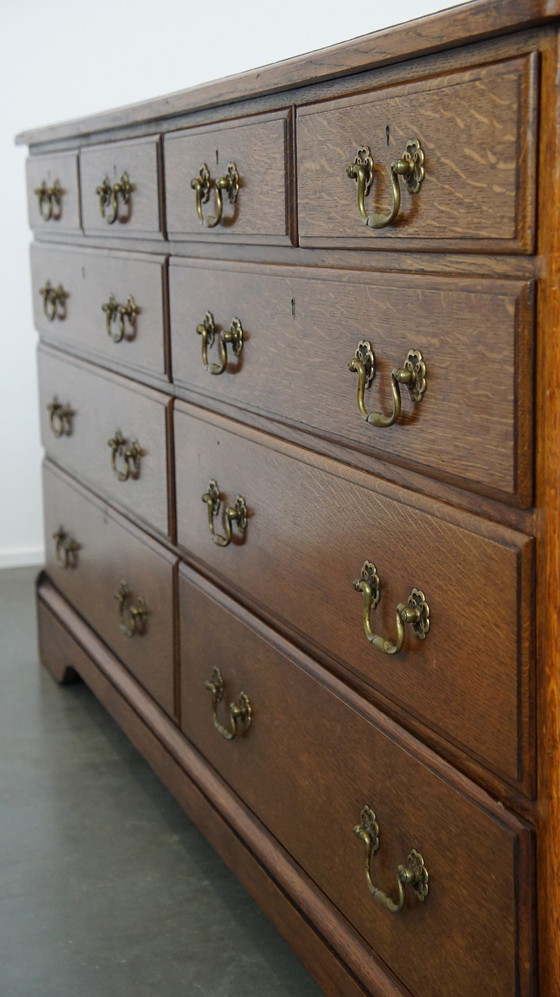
[179,566,534,997]
[297,53,537,253]
[43,462,176,716]
[31,244,168,380]
[169,259,533,505]
[174,403,534,793]
[38,346,172,537]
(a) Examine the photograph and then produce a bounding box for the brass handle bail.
[52,527,80,569]
[40,280,68,321]
[204,666,253,740]
[102,294,139,343]
[107,430,144,482]
[346,141,425,230]
[197,311,244,375]
[353,560,429,655]
[353,805,428,914]
[114,580,148,637]
[190,162,239,228]
[202,478,248,547]
[47,395,74,438]
[348,340,426,428]
[96,172,133,224]
[35,179,63,221]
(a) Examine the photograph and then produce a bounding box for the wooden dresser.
[18,1,560,993]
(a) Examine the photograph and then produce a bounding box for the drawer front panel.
[175,405,533,790]
[26,152,81,233]
[170,260,533,505]
[80,137,163,238]
[165,111,292,243]
[31,244,168,379]
[179,567,533,997]
[38,347,170,537]
[297,54,537,252]
[44,462,176,715]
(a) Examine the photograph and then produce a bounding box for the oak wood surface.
[174,402,534,793]
[165,110,293,244]
[31,243,169,380]
[42,462,177,717]
[178,565,534,997]
[15,1,560,147]
[169,258,534,504]
[37,345,172,538]
[25,151,81,234]
[80,136,164,239]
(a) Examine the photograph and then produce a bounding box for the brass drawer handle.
[114,580,149,638]
[47,396,74,438]
[107,430,144,482]
[353,560,429,655]
[204,666,253,740]
[202,478,248,547]
[346,141,425,230]
[190,162,239,228]
[102,294,139,343]
[348,340,426,428]
[34,179,63,221]
[52,527,80,569]
[353,805,429,913]
[197,311,244,375]
[40,281,68,321]
[95,172,133,224]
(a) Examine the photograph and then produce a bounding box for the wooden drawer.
[25,151,81,234]
[165,111,293,244]
[179,566,534,997]
[38,346,171,537]
[297,54,537,253]
[80,137,163,238]
[43,462,176,716]
[169,259,533,506]
[31,244,168,380]
[175,404,534,793]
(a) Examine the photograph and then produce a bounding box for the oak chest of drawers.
[18,1,560,993]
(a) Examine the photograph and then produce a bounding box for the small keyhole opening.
[386,125,390,146]
[291,298,296,318]
[215,149,219,165]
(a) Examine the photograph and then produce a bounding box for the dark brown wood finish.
[169,259,534,504]
[165,110,294,244]
[174,402,534,793]
[31,244,169,380]
[25,151,81,233]
[80,136,164,238]
[37,346,171,537]
[43,462,177,716]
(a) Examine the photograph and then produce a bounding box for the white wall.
[1,0,464,568]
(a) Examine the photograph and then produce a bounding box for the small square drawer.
[165,111,293,244]
[31,244,168,380]
[179,566,534,997]
[43,462,176,716]
[25,151,81,233]
[38,346,172,538]
[297,53,537,253]
[80,136,163,238]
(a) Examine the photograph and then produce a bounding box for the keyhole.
[386,125,390,146]
[215,149,219,165]
[291,298,296,318]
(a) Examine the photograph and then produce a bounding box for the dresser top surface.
[16,0,560,148]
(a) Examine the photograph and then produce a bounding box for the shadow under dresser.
[17,1,560,993]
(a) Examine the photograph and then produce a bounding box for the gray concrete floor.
[0,567,324,997]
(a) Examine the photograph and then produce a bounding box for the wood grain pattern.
[37,346,171,537]
[25,151,81,233]
[174,402,534,792]
[15,1,560,146]
[179,564,534,997]
[30,243,168,380]
[297,53,538,253]
[165,110,293,244]
[169,258,534,504]
[42,462,177,716]
[80,136,164,238]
